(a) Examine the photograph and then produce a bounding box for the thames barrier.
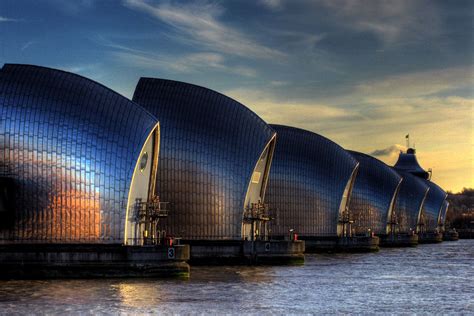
[0,64,458,277]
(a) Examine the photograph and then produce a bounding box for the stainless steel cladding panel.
[266,125,359,238]
[0,64,158,243]
[392,170,429,233]
[421,180,447,233]
[348,151,402,235]
[133,79,276,240]
[393,151,430,179]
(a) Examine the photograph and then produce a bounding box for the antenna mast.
[405,134,410,149]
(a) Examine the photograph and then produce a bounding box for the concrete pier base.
[0,244,190,279]
[185,240,305,265]
[302,236,379,253]
[442,230,459,241]
[337,236,380,252]
[418,232,443,244]
[380,234,418,247]
[302,237,338,252]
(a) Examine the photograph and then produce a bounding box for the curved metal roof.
[133,78,276,240]
[421,180,447,232]
[347,150,403,235]
[392,170,430,233]
[393,149,430,179]
[0,64,158,243]
[265,125,359,238]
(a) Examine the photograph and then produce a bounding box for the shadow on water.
[0,240,473,314]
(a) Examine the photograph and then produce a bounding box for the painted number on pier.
[168,247,175,259]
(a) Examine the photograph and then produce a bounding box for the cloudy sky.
[1,0,472,192]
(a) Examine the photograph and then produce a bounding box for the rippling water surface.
[0,240,473,315]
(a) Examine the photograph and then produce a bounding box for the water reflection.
[0,240,472,314]
[116,282,167,308]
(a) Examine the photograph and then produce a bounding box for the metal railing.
[132,196,170,246]
[243,201,273,241]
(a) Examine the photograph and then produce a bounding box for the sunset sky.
[1,0,472,192]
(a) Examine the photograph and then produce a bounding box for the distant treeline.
[446,188,474,229]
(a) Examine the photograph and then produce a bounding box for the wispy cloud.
[93,31,258,77]
[123,0,285,60]
[259,0,283,11]
[268,29,326,54]
[21,40,35,51]
[224,87,359,126]
[269,80,288,87]
[56,63,104,81]
[113,50,257,77]
[317,0,441,46]
[46,0,96,14]
[59,64,98,74]
[91,35,150,55]
[0,16,22,22]
[370,144,407,157]
[356,66,474,98]
[232,66,258,78]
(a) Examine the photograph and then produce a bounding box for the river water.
[0,240,472,315]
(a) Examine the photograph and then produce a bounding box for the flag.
[405,134,409,139]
